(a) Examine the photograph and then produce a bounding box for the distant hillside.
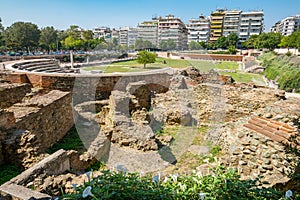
[258,52,300,92]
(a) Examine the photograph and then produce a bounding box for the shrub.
[61,166,284,200]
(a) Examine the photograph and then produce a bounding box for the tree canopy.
[137,50,156,68]
[39,26,58,52]
[242,32,282,50]
[279,29,300,50]
[135,39,154,50]
[3,22,40,51]
[159,39,176,50]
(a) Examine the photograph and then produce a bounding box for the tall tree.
[242,35,259,49]
[189,41,200,50]
[137,50,156,68]
[39,26,58,52]
[216,36,228,49]
[82,30,94,41]
[135,39,154,50]
[0,18,4,49]
[159,39,176,50]
[66,25,82,39]
[254,32,282,50]
[3,22,40,52]
[227,33,239,47]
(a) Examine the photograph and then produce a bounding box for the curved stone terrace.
[5,59,78,74]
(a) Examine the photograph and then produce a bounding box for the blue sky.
[0,0,299,31]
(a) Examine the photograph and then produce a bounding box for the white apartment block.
[119,27,129,45]
[128,27,139,47]
[187,15,210,43]
[93,27,111,40]
[137,19,159,46]
[239,11,264,43]
[271,14,300,36]
[223,10,241,37]
[158,14,188,50]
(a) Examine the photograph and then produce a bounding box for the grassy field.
[81,58,239,73]
[82,57,264,85]
[220,72,265,85]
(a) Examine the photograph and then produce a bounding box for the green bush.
[61,166,286,200]
[258,52,300,92]
[0,164,23,185]
[46,126,85,154]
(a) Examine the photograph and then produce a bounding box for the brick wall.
[0,83,31,109]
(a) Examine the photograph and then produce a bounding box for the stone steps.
[19,61,57,69]
[31,65,60,72]
[22,63,58,71]
[12,60,52,69]
[244,117,299,150]
[43,68,64,73]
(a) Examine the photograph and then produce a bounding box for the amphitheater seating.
[11,59,67,73]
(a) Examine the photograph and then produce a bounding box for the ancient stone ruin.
[0,64,299,199]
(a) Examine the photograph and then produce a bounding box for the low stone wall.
[1,71,171,104]
[179,53,243,62]
[0,149,69,200]
[2,90,73,167]
[0,83,31,109]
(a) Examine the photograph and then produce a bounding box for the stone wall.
[1,90,73,167]
[1,71,171,104]
[0,149,69,200]
[195,82,300,185]
[220,118,297,185]
[179,53,243,62]
[0,83,31,109]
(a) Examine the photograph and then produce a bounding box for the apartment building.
[119,27,129,45]
[93,27,111,40]
[187,15,210,43]
[270,21,281,33]
[128,27,139,47]
[239,11,264,43]
[223,10,242,37]
[271,14,300,36]
[137,19,159,46]
[209,9,226,42]
[158,14,188,50]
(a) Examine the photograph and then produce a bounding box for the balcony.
[211,25,222,29]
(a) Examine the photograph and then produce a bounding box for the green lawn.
[81,58,239,73]
[220,72,265,85]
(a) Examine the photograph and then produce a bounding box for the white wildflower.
[82,186,95,198]
[199,192,205,200]
[285,190,293,198]
[171,174,178,183]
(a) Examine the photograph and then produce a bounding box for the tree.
[242,35,259,49]
[137,50,156,68]
[3,22,40,52]
[82,30,94,41]
[0,18,4,49]
[135,39,154,50]
[39,26,58,52]
[66,25,82,39]
[199,41,207,49]
[189,41,199,50]
[228,45,237,54]
[63,35,84,50]
[159,39,176,50]
[254,32,282,50]
[216,36,228,49]
[227,33,239,47]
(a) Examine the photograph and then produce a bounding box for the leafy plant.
[46,126,85,154]
[61,165,284,200]
[0,164,23,185]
